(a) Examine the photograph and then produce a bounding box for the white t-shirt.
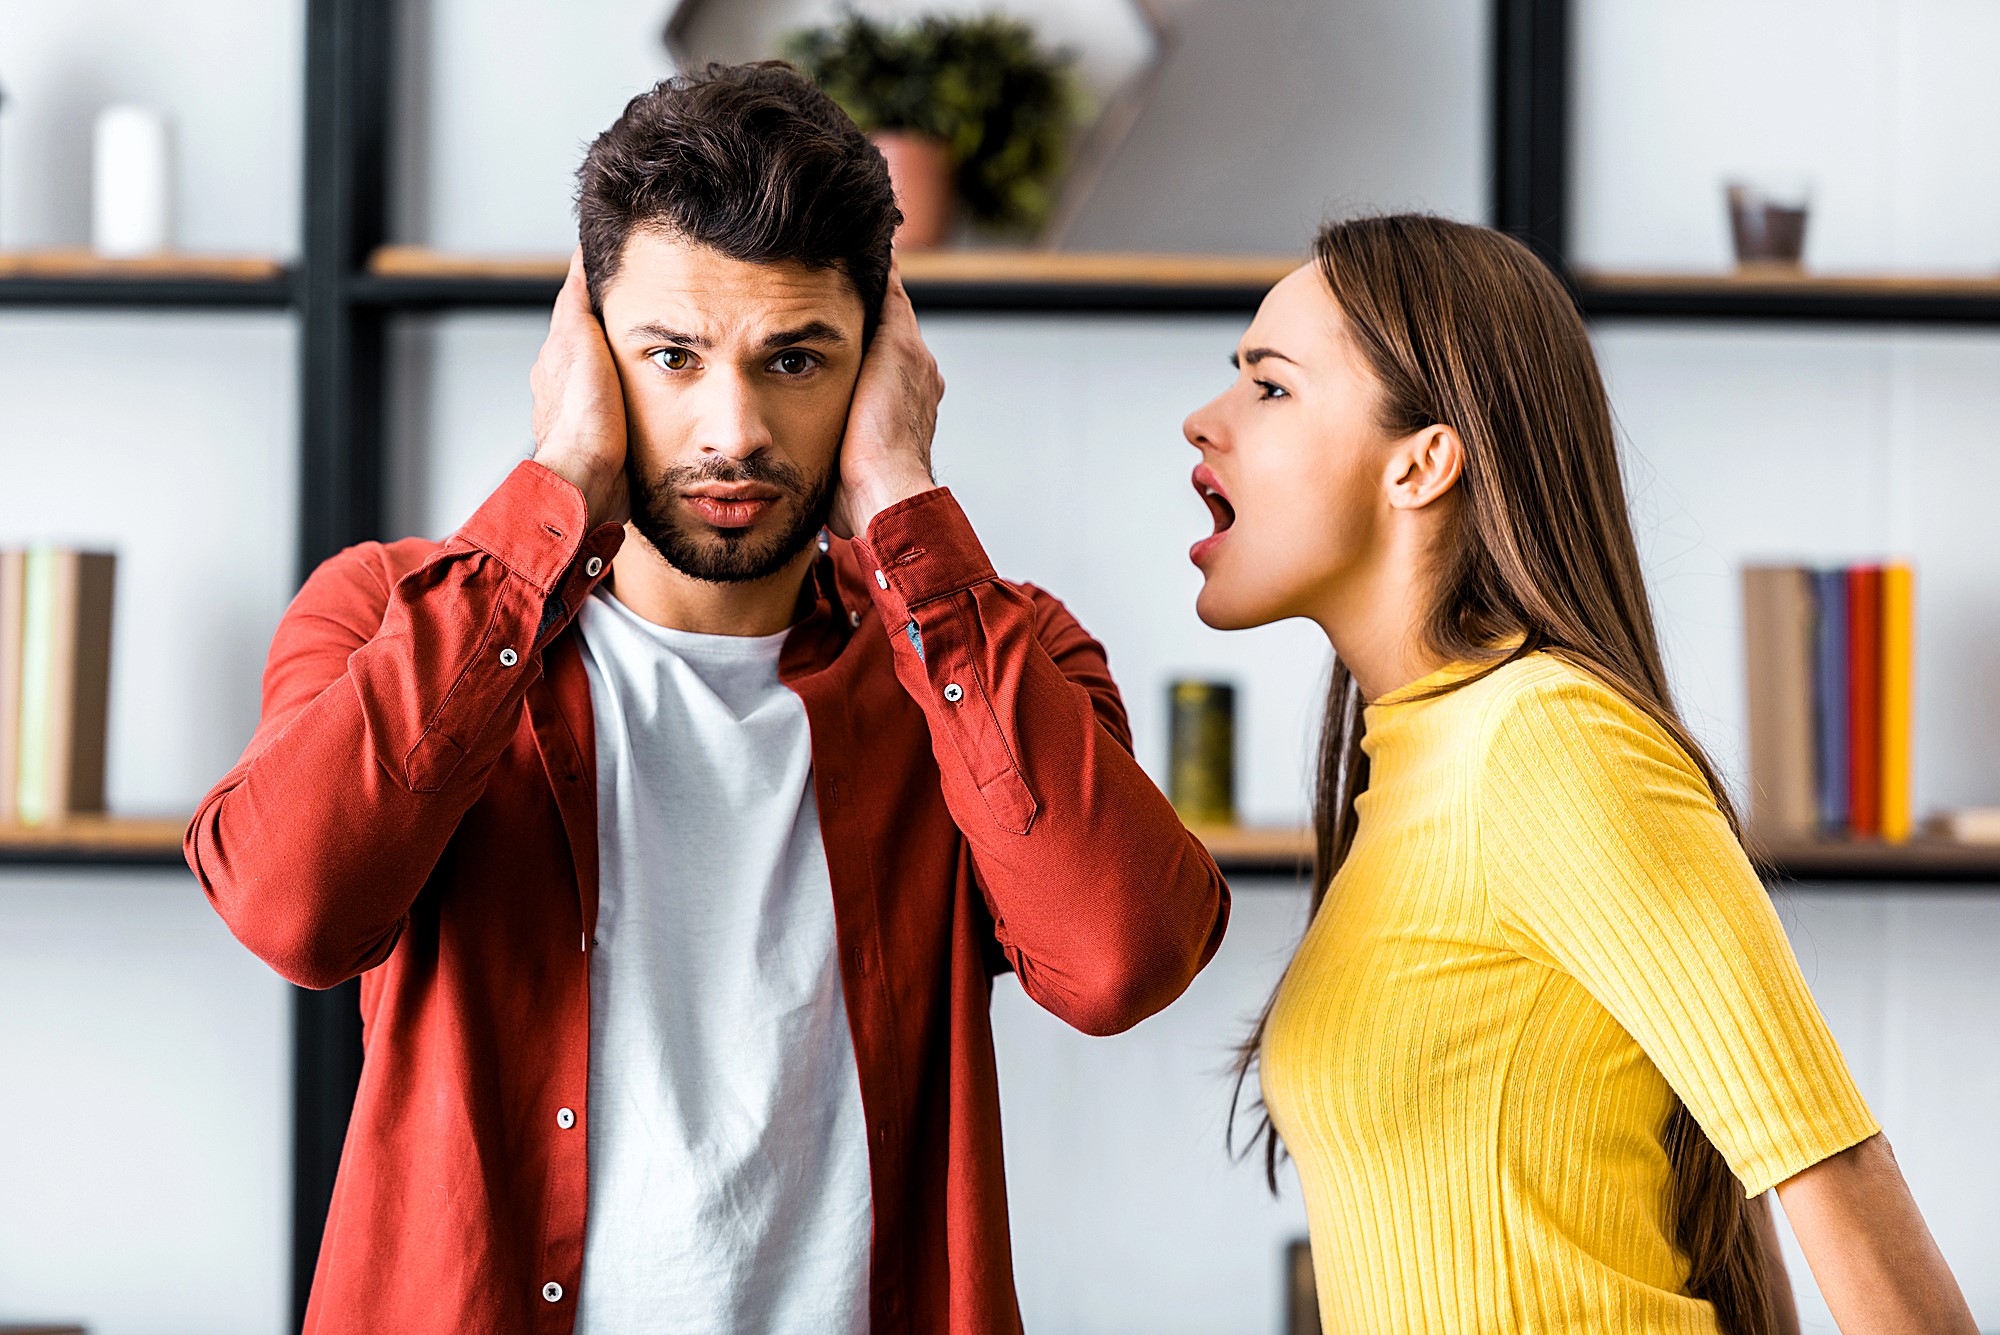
[572,587,872,1335]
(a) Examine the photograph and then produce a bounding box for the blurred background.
[1,1,1998,1332]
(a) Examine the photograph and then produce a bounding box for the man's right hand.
[530,248,631,530]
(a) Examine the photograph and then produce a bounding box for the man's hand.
[530,249,631,530]
[829,263,944,539]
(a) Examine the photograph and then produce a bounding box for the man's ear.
[1384,424,1464,512]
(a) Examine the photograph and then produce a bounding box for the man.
[188,63,1228,1334]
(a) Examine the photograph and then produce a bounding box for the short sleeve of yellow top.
[1260,653,1877,1335]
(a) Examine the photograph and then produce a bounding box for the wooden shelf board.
[1193,826,2000,887]
[0,249,287,281]
[1750,834,2000,885]
[0,251,294,308]
[1573,268,2000,325]
[358,246,1294,314]
[0,816,188,867]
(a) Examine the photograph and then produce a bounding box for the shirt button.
[875,569,888,590]
[585,556,603,577]
[943,683,964,703]
[499,648,519,667]
[848,610,862,628]
[556,1107,576,1130]
[541,1281,564,1303]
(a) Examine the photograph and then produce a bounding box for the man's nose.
[694,371,775,461]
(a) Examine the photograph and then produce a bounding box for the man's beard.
[627,452,836,584]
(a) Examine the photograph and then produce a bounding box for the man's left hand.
[828,262,944,539]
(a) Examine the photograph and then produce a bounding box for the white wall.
[0,5,303,1332]
[6,1,2000,1333]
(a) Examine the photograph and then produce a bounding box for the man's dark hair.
[577,62,900,337]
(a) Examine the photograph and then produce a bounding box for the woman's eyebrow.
[1235,346,1298,368]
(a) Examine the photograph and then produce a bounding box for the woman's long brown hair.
[1226,214,1777,1335]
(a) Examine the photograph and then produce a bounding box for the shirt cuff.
[455,459,624,594]
[853,487,997,616]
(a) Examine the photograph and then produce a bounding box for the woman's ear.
[1383,424,1464,512]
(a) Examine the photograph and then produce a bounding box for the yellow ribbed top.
[1261,653,1877,1334]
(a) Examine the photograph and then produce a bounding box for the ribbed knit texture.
[1261,653,1877,1334]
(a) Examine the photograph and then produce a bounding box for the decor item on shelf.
[1286,1237,1321,1335]
[665,0,1170,248]
[0,547,117,826]
[786,11,1078,247]
[1741,560,1913,844]
[1725,180,1809,268]
[1930,809,2000,845]
[1167,678,1235,826]
[92,105,173,258]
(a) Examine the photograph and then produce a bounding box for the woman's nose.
[1184,398,1224,451]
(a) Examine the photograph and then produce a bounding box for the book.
[0,550,24,822]
[12,548,116,824]
[1878,562,1915,843]
[1741,566,1818,835]
[1812,567,1849,833]
[1846,566,1883,838]
[16,547,58,823]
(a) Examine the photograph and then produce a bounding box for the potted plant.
[787,12,1077,248]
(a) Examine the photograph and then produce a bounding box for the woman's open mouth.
[1190,464,1236,565]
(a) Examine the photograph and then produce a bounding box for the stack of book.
[0,548,117,827]
[1742,563,1914,843]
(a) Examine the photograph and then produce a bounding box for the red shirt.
[186,461,1230,1335]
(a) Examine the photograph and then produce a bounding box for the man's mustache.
[638,455,811,497]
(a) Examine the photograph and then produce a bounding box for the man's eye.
[771,350,818,375]
[650,348,694,371]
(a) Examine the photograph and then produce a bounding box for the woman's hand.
[530,248,631,530]
[1776,1133,1975,1333]
[827,262,943,539]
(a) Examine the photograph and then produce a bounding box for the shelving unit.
[1574,269,2000,326]
[0,251,294,308]
[6,0,1996,1326]
[0,817,189,867]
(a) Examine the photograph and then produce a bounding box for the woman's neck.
[1308,528,1450,702]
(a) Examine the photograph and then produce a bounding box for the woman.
[1188,215,1972,1334]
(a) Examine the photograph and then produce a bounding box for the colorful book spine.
[1812,568,1849,833]
[0,550,24,823]
[9,547,117,825]
[1878,562,1915,843]
[1741,566,1818,835]
[1845,566,1883,839]
[15,547,59,825]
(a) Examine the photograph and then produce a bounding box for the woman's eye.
[650,348,694,371]
[1255,379,1289,401]
[771,350,818,375]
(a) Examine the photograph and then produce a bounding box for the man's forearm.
[854,488,1230,1035]
[188,462,621,987]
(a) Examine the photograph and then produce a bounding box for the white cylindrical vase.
[92,106,173,258]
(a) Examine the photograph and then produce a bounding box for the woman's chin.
[1194,577,1269,632]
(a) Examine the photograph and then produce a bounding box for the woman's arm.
[1752,1192,1802,1335]
[1775,1133,1975,1334]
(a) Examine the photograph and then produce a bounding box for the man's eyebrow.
[761,320,849,350]
[627,323,711,349]
[1231,346,1299,369]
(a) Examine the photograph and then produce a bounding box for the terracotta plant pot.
[871,131,955,250]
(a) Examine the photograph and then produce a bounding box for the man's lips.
[682,487,781,529]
